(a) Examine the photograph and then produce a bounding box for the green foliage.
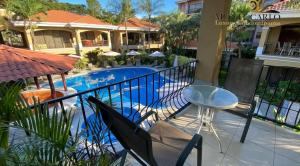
[107,0,135,24]
[0,82,23,149]
[0,82,112,165]
[74,57,89,70]
[257,81,300,106]
[45,1,88,14]
[5,0,46,20]
[86,0,101,17]
[234,47,256,59]
[154,12,201,54]
[286,0,300,10]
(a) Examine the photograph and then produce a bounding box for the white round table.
[182,85,238,153]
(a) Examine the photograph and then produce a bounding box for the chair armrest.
[176,134,203,166]
[135,111,158,125]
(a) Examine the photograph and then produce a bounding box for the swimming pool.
[54,67,172,143]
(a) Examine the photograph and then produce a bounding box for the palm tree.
[5,0,46,50]
[227,0,251,58]
[108,0,135,52]
[137,0,163,52]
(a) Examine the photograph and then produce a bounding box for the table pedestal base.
[185,106,223,153]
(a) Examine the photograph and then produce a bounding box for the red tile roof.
[0,45,77,82]
[266,0,291,12]
[118,18,160,29]
[31,10,112,25]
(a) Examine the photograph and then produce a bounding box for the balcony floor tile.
[123,105,300,166]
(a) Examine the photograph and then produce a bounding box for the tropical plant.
[155,12,201,54]
[74,57,89,70]
[5,0,47,50]
[0,83,24,150]
[0,82,113,165]
[227,0,252,58]
[137,0,163,52]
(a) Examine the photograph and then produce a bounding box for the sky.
[58,0,178,17]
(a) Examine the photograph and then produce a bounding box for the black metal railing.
[35,60,197,159]
[254,66,300,129]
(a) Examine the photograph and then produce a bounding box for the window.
[146,33,160,43]
[188,2,203,14]
[34,30,73,49]
[80,31,95,40]
[1,30,26,48]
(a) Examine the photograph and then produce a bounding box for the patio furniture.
[88,96,203,166]
[280,42,292,56]
[224,58,264,143]
[182,85,238,153]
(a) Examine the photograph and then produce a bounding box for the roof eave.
[12,21,118,30]
[117,26,159,31]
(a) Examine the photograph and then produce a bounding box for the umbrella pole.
[61,73,68,91]
[34,77,40,89]
[47,74,56,99]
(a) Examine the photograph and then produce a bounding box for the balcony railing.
[82,40,109,47]
[221,56,300,129]
[263,42,300,57]
[33,61,197,159]
[187,2,203,14]
[254,66,300,129]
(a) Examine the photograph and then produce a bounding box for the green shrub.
[74,57,89,70]
[85,48,104,67]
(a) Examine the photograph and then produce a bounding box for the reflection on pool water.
[54,67,171,143]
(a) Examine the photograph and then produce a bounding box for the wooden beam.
[61,73,68,91]
[33,77,40,89]
[47,74,56,99]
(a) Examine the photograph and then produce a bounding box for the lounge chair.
[224,58,264,143]
[88,96,203,166]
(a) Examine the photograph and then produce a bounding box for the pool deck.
[123,104,300,166]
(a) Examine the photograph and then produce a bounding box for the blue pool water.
[54,67,172,143]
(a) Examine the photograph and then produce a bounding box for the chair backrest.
[88,96,157,165]
[224,58,263,104]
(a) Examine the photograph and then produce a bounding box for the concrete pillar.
[141,32,146,50]
[24,29,34,50]
[256,27,270,55]
[107,31,112,49]
[196,0,232,85]
[74,29,82,56]
[120,32,124,45]
[265,26,281,54]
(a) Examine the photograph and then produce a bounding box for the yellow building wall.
[20,27,113,55]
